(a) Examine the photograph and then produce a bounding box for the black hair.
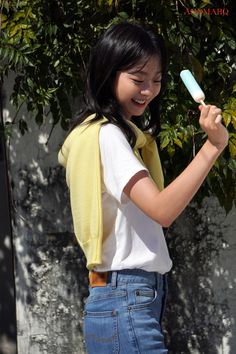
[70,22,168,147]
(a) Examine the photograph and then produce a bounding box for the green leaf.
[229,138,236,158]
[118,12,129,19]
[228,158,236,172]
[160,135,170,149]
[222,112,231,127]
[167,144,175,157]
[174,138,183,148]
[54,60,60,68]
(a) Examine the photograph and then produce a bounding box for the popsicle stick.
[200,100,206,106]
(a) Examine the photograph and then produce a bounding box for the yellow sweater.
[58,115,164,270]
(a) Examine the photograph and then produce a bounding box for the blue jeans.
[83,269,168,353]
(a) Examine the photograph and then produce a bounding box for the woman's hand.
[199,105,229,151]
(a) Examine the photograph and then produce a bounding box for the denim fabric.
[83,269,168,354]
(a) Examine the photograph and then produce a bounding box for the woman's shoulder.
[100,122,128,143]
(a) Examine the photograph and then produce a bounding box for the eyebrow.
[128,69,162,76]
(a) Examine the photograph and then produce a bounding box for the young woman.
[58,22,228,353]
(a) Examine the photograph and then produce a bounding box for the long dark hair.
[70,22,168,147]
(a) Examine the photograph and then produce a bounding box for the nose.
[140,82,154,96]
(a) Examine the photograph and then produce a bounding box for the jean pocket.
[135,288,157,306]
[135,288,156,305]
[130,287,163,311]
[83,310,119,354]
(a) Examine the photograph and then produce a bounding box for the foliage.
[0,0,235,211]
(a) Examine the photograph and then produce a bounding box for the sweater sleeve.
[99,124,148,203]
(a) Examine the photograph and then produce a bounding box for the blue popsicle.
[180,70,206,105]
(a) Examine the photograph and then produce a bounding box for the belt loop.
[111,271,118,289]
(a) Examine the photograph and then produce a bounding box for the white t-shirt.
[94,124,172,274]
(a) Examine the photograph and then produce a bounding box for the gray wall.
[0,143,17,354]
[2,73,236,354]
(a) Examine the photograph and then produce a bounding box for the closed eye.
[132,79,144,83]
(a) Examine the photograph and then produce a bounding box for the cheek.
[153,85,161,97]
[115,88,126,104]
[113,78,128,103]
[116,83,133,103]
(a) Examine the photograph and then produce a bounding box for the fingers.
[199,104,210,119]
[199,105,222,126]
[215,114,222,124]
[198,104,228,150]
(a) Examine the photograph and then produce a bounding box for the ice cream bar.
[180,70,206,105]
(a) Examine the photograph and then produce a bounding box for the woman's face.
[113,55,162,120]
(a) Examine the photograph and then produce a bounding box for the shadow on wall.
[3,72,89,353]
[12,164,89,354]
[0,183,17,354]
[0,86,17,354]
[163,200,234,354]
[11,157,235,354]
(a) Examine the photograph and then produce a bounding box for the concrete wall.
[2,73,236,354]
[164,200,236,353]
[0,131,17,354]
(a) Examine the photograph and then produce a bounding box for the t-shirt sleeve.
[99,124,148,203]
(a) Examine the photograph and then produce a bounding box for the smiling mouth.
[132,98,146,106]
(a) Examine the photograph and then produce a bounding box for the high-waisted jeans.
[83,269,168,353]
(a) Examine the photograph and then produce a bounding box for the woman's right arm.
[124,105,229,227]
